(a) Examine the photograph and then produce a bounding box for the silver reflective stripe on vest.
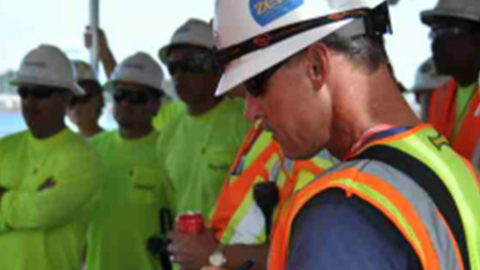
[319,160,462,270]
[229,202,266,245]
[355,159,461,270]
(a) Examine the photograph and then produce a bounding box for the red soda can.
[176,212,204,235]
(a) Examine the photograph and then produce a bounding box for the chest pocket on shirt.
[130,166,161,205]
[204,147,232,173]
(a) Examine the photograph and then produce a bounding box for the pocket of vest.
[130,166,161,205]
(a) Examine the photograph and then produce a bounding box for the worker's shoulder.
[289,189,420,269]
[0,130,29,147]
[55,130,101,159]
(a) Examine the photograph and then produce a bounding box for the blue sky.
[0,0,437,88]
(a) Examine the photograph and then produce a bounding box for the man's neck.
[328,67,421,159]
[119,125,153,140]
[31,124,66,140]
[79,124,103,137]
[187,97,223,116]
[453,69,479,87]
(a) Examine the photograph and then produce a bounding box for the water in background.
[0,112,26,137]
[0,110,118,138]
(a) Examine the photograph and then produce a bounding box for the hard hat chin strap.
[215,2,392,69]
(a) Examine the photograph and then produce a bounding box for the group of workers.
[1,0,480,270]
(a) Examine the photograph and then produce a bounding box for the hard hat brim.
[9,77,86,96]
[158,43,213,64]
[215,20,351,97]
[421,9,480,26]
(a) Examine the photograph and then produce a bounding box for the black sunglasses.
[167,52,215,75]
[429,26,476,40]
[18,86,67,100]
[113,88,156,106]
[71,90,102,105]
[244,59,288,97]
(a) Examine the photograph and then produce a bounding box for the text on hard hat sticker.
[250,0,304,27]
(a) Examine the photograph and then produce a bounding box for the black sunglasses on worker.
[244,58,288,98]
[18,86,67,100]
[71,90,102,105]
[113,88,157,106]
[167,52,215,75]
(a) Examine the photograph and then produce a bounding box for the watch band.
[209,244,227,267]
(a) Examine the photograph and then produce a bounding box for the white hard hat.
[214,0,389,96]
[73,60,97,82]
[10,44,85,96]
[411,58,451,92]
[159,18,214,63]
[106,52,164,92]
[421,0,480,25]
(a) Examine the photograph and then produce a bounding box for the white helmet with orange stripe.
[214,0,391,96]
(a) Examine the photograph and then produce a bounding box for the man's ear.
[306,43,329,91]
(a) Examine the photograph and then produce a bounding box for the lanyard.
[343,125,412,161]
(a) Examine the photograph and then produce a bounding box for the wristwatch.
[209,244,227,267]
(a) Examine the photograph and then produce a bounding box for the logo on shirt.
[429,133,450,151]
[250,0,304,26]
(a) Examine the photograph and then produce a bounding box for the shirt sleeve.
[0,151,102,234]
[286,189,422,270]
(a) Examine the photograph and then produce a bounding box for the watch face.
[210,251,226,267]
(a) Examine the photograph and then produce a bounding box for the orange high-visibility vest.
[269,125,480,270]
[210,124,333,244]
[428,80,480,168]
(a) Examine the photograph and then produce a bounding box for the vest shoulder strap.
[353,145,470,270]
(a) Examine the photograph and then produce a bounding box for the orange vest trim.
[269,167,441,270]
[210,140,280,239]
[428,80,480,167]
[355,124,429,155]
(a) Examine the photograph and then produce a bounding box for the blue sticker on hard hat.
[250,0,304,27]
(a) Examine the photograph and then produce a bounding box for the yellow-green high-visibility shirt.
[0,129,102,270]
[86,131,167,270]
[454,83,477,134]
[157,97,251,220]
[153,100,186,132]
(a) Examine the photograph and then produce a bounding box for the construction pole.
[90,0,100,78]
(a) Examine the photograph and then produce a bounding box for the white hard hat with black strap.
[214,0,392,96]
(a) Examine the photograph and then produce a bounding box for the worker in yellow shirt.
[84,27,186,133]
[0,44,102,270]
[157,18,250,224]
[67,60,105,137]
[85,52,169,270]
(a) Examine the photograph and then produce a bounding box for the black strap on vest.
[353,145,470,270]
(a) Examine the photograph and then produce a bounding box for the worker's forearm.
[224,243,269,270]
[100,48,117,78]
